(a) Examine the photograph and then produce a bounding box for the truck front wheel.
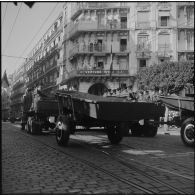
[181,118,194,147]
[55,115,70,146]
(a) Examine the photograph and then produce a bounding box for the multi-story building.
[61,2,132,95]
[10,64,26,120]
[60,2,194,95]
[177,2,194,61]
[25,12,64,95]
[1,71,12,121]
[12,2,193,97]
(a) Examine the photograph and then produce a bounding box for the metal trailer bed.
[160,95,194,147]
[55,90,165,146]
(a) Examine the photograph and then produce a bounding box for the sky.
[1,1,64,77]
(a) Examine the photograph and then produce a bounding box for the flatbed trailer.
[55,90,165,146]
[160,95,194,147]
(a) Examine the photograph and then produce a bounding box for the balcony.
[78,69,129,77]
[177,20,194,29]
[68,20,128,39]
[44,26,62,46]
[136,3,151,11]
[64,69,129,82]
[69,44,109,59]
[177,2,194,7]
[158,3,172,11]
[71,2,129,20]
[157,44,172,57]
[136,43,151,58]
[136,22,151,29]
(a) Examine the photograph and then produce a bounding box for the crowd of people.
[103,86,163,102]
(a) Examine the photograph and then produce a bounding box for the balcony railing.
[65,69,129,81]
[136,43,151,51]
[136,3,151,11]
[71,2,129,20]
[158,44,171,51]
[78,69,129,76]
[158,3,172,10]
[177,20,194,28]
[69,20,128,39]
[69,44,108,58]
[177,2,194,7]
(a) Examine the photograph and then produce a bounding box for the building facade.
[1,71,11,121]
[10,64,26,120]
[11,2,194,97]
[61,2,194,95]
[177,2,194,61]
[25,12,64,95]
[62,2,133,95]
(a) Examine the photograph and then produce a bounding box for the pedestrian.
[120,86,129,98]
[164,106,170,134]
[137,90,144,102]
[116,88,121,97]
[112,89,117,96]
[143,90,150,102]
[103,89,109,97]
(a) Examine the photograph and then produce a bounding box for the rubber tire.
[107,123,125,145]
[143,124,158,137]
[55,115,70,146]
[181,117,194,147]
[26,120,31,134]
[131,123,143,137]
[21,122,25,130]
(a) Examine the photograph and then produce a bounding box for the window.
[120,39,127,51]
[158,33,170,50]
[139,59,146,68]
[97,61,104,69]
[160,16,168,26]
[121,17,127,28]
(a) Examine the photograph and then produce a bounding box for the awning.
[159,11,170,17]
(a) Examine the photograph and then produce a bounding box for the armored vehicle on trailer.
[21,88,58,134]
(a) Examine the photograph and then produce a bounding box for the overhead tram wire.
[2,2,8,25]
[14,2,59,67]
[3,3,22,53]
[1,54,27,59]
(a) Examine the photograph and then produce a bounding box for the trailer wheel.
[143,124,158,137]
[107,123,125,145]
[21,122,25,130]
[181,118,194,147]
[26,119,31,133]
[131,123,143,137]
[55,115,70,146]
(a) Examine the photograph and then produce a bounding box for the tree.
[136,61,194,94]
